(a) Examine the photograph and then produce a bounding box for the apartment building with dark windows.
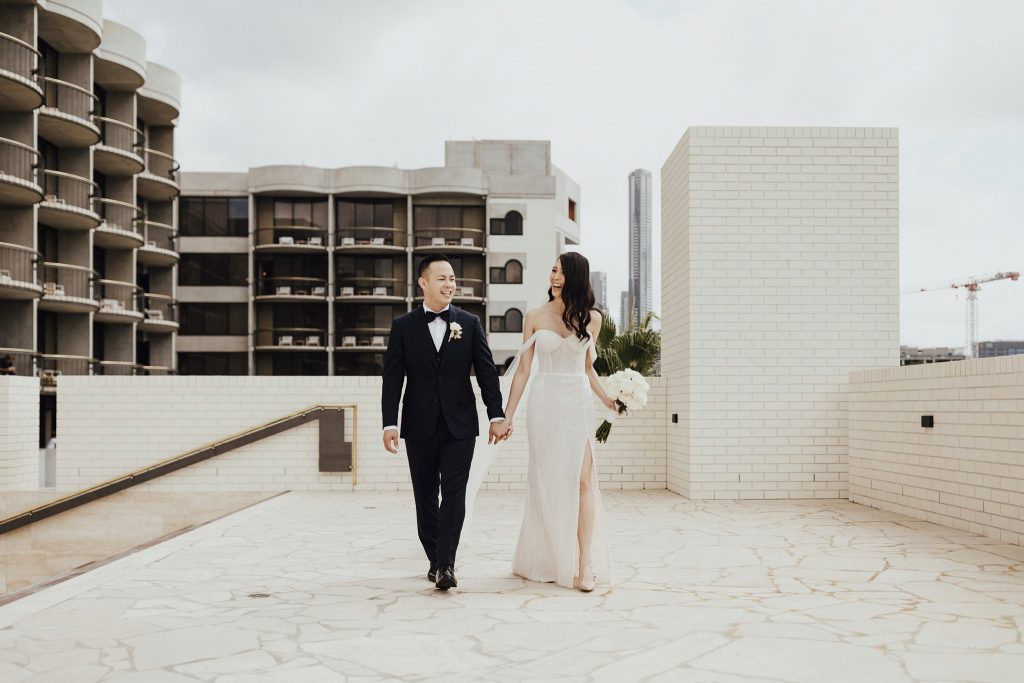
[178,140,581,375]
[0,0,181,424]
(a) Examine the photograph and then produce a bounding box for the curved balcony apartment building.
[179,140,581,375]
[0,0,182,396]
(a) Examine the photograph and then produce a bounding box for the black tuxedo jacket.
[381,304,504,440]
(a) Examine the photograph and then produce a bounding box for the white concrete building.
[0,0,182,443]
[661,126,900,499]
[178,140,581,375]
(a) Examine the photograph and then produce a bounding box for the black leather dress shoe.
[427,564,438,583]
[435,566,457,590]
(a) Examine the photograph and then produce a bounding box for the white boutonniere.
[448,322,463,342]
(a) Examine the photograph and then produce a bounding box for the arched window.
[489,210,523,236]
[489,307,524,333]
[504,259,523,283]
[489,259,523,284]
[505,308,523,332]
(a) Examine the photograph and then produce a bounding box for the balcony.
[335,227,406,254]
[335,276,405,303]
[93,279,143,323]
[93,116,144,175]
[96,360,139,376]
[254,327,328,351]
[38,169,100,230]
[413,277,486,304]
[137,148,179,201]
[138,292,178,333]
[37,353,95,391]
[0,137,43,205]
[0,32,43,111]
[333,350,386,375]
[0,242,41,300]
[140,365,176,376]
[38,262,98,313]
[0,347,36,377]
[38,77,100,147]
[137,220,178,267]
[254,226,328,254]
[412,228,485,254]
[254,276,329,302]
[334,328,390,352]
[94,197,144,249]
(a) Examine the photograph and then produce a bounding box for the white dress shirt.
[383,304,503,433]
[425,303,449,352]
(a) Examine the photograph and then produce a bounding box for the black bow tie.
[425,309,450,323]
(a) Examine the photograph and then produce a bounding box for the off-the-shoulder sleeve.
[501,331,539,380]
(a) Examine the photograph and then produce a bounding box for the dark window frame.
[178,352,248,375]
[489,307,524,333]
[178,253,248,286]
[180,197,249,237]
[489,210,523,236]
[489,259,523,285]
[180,303,248,336]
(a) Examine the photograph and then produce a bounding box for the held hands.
[488,420,511,445]
[383,428,399,454]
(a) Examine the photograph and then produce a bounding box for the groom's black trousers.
[404,412,475,569]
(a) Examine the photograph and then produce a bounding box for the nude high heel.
[578,558,596,592]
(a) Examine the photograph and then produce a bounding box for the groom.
[381,254,509,590]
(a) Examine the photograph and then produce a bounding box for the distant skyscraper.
[627,169,653,326]
[619,290,630,331]
[590,271,607,313]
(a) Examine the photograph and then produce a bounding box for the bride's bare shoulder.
[524,306,550,322]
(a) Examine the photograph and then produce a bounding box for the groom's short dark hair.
[418,254,451,277]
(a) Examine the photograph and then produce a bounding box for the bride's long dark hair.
[548,251,595,340]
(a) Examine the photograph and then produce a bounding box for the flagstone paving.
[2,490,1023,681]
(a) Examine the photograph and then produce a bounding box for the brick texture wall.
[850,355,1024,545]
[0,377,40,491]
[55,376,665,493]
[662,126,900,499]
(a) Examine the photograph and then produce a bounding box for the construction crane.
[903,272,1020,358]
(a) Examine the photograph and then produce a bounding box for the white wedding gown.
[487,329,612,589]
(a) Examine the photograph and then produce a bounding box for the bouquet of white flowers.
[595,368,650,443]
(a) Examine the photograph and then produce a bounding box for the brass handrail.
[0,240,39,254]
[93,115,143,153]
[0,136,40,154]
[0,404,357,535]
[0,31,41,58]
[41,76,95,100]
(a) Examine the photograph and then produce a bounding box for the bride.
[501,252,616,591]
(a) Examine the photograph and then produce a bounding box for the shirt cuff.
[383,425,398,433]
[489,417,505,423]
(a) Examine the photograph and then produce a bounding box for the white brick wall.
[56,376,666,493]
[850,355,1024,545]
[0,377,40,491]
[661,126,900,499]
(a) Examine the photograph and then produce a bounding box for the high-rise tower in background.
[627,169,652,327]
[619,290,629,331]
[589,270,607,313]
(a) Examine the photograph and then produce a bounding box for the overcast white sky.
[104,0,1023,348]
